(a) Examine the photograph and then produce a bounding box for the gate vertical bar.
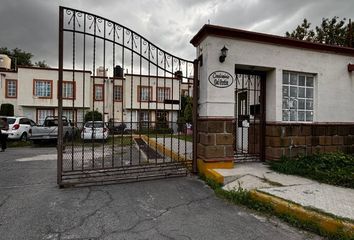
[192,59,199,173]
[260,73,266,161]
[57,6,64,185]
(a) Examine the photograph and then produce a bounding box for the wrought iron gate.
[234,70,265,162]
[58,7,197,187]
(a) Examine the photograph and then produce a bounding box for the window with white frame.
[139,86,151,101]
[282,71,314,122]
[6,79,17,98]
[63,81,75,99]
[34,80,52,98]
[113,85,123,101]
[37,109,54,125]
[157,87,170,102]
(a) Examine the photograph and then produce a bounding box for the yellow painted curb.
[250,190,354,238]
[197,158,234,184]
[140,135,192,169]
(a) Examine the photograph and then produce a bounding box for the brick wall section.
[265,123,354,160]
[197,119,234,160]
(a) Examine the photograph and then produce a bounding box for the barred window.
[63,82,75,99]
[34,80,52,98]
[282,71,314,122]
[6,79,17,98]
[157,87,170,102]
[139,86,152,101]
[113,85,123,101]
[37,109,54,125]
[94,84,104,101]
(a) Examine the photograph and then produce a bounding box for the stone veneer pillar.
[197,118,235,168]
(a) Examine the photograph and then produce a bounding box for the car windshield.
[85,122,104,128]
[7,118,16,124]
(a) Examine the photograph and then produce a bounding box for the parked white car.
[3,116,36,141]
[81,121,109,140]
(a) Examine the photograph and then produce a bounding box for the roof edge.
[18,66,92,73]
[190,24,354,56]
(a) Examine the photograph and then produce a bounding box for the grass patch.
[269,152,354,188]
[200,175,353,240]
[173,134,193,142]
[106,136,133,146]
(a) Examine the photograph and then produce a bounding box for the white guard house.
[190,24,354,166]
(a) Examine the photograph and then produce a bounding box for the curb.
[141,135,192,169]
[197,159,234,184]
[250,190,354,238]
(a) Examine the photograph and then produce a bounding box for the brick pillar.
[197,118,234,163]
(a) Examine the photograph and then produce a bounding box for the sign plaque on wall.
[208,71,234,88]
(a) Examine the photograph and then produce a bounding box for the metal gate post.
[260,73,266,162]
[57,6,64,186]
[192,59,199,173]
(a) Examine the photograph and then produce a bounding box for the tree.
[34,60,49,68]
[0,47,33,67]
[286,17,354,47]
[0,47,50,68]
[285,18,315,41]
[183,98,193,124]
[84,110,103,123]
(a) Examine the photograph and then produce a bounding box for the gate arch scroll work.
[58,7,198,187]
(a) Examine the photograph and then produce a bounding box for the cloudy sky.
[1,0,353,67]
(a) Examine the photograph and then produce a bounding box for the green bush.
[0,103,14,116]
[177,116,186,133]
[84,110,102,123]
[184,99,193,124]
[270,152,354,188]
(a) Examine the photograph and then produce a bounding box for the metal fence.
[58,7,197,187]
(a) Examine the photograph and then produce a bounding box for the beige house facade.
[0,66,192,130]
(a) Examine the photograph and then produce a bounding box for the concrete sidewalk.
[215,163,354,221]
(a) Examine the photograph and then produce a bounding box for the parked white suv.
[4,116,36,141]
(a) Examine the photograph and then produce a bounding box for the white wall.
[17,68,91,109]
[198,35,354,122]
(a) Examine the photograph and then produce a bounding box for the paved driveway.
[0,147,320,240]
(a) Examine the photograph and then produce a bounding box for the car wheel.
[20,132,28,142]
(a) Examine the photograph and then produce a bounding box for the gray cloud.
[0,0,353,68]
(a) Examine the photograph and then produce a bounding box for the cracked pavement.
[0,147,321,240]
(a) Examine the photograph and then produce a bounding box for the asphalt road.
[0,147,321,240]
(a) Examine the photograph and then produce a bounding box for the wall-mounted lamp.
[219,46,228,63]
